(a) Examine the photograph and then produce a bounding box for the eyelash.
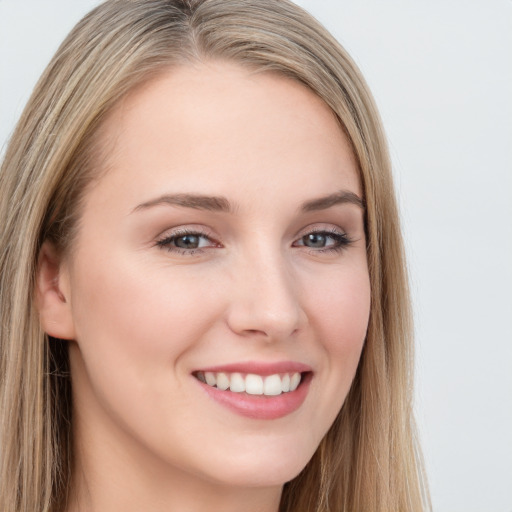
[155,227,353,256]
[293,227,352,254]
[155,228,217,255]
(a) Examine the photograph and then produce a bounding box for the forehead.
[88,61,361,213]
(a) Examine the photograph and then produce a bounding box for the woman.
[0,1,429,510]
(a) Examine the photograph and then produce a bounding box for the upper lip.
[194,361,312,376]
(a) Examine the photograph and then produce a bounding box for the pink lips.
[193,361,312,420]
[198,361,312,375]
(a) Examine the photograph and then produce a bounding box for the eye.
[171,233,208,249]
[156,228,218,254]
[294,229,352,253]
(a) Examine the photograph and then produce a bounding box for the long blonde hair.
[0,1,429,510]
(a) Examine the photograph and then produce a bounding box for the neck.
[65,411,282,512]
[66,472,281,512]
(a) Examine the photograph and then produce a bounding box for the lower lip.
[196,373,312,420]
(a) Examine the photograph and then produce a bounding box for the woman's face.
[50,63,370,490]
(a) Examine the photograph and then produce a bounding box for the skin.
[37,62,371,512]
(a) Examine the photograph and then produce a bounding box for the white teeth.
[281,373,290,392]
[196,371,303,396]
[216,372,230,391]
[263,374,282,396]
[229,373,245,393]
[245,374,264,395]
[205,372,216,387]
[290,372,301,391]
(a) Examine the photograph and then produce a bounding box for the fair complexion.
[37,62,371,512]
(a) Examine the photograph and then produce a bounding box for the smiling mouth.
[194,371,304,396]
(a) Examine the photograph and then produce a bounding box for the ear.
[35,241,76,340]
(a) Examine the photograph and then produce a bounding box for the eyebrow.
[132,190,364,214]
[133,193,232,213]
[300,190,365,212]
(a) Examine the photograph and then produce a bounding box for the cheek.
[68,251,221,383]
[307,263,371,348]
[303,264,370,417]
[67,251,228,454]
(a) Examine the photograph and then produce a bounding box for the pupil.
[305,233,326,248]
[175,235,199,249]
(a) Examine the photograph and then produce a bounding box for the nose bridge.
[226,240,304,340]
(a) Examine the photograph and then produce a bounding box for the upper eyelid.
[295,230,346,241]
[156,229,217,245]
[159,224,346,239]
[294,224,347,238]
[157,226,215,240]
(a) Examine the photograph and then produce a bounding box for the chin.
[199,445,315,489]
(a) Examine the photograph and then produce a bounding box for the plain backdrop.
[1,1,511,511]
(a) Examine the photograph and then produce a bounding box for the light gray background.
[1,1,511,511]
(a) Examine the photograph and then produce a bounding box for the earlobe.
[35,241,76,340]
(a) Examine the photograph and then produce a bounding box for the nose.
[225,249,306,341]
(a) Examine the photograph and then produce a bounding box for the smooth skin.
[37,62,371,512]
